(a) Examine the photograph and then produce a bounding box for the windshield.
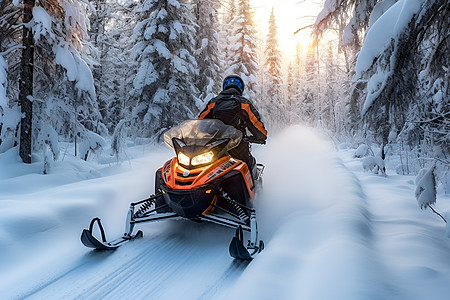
[164,119,242,151]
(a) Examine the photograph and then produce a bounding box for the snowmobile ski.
[81,217,143,250]
[229,213,264,260]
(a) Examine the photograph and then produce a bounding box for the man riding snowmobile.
[80,75,267,260]
[198,75,267,175]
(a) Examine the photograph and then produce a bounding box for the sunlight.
[252,0,323,60]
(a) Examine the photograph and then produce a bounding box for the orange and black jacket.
[198,88,267,143]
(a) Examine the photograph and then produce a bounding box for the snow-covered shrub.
[415,166,436,210]
[79,131,106,161]
[36,125,60,174]
[36,125,60,160]
[0,106,21,153]
[96,122,109,138]
[362,156,385,175]
[354,144,370,158]
[337,143,351,150]
[111,119,129,160]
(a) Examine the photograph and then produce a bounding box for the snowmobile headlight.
[191,151,214,166]
[177,152,190,166]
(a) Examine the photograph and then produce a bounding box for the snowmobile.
[81,119,265,260]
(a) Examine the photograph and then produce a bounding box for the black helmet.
[223,75,245,94]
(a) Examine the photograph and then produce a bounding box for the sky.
[251,0,324,59]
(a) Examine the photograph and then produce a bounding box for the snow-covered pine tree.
[89,0,107,127]
[263,8,285,131]
[35,0,100,134]
[286,63,295,123]
[91,0,138,134]
[219,0,236,74]
[314,0,379,53]
[11,0,102,162]
[286,44,304,124]
[132,0,199,138]
[0,0,21,153]
[227,0,259,99]
[192,0,222,104]
[313,0,380,137]
[322,41,346,133]
[0,0,21,99]
[355,0,449,169]
[297,43,319,126]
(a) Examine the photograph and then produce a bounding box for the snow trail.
[225,126,396,299]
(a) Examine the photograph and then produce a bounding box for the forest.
[0,0,448,184]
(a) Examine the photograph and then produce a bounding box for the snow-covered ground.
[1,125,449,299]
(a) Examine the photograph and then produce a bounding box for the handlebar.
[243,137,266,144]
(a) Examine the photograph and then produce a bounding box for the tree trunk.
[19,0,35,163]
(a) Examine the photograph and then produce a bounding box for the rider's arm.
[240,100,267,143]
[198,101,215,119]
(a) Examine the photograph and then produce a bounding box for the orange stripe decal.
[241,103,267,136]
[199,103,215,119]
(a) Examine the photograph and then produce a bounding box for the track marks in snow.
[22,221,247,300]
[197,259,250,300]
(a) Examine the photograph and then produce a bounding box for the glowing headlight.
[191,151,214,166]
[177,152,190,165]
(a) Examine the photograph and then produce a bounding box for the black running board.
[80,217,143,250]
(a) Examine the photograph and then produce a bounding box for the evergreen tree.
[263,8,285,130]
[92,0,138,134]
[356,0,449,165]
[264,8,282,98]
[298,43,319,126]
[314,0,379,52]
[31,0,100,142]
[89,0,107,127]
[0,0,21,153]
[322,41,345,133]
[1,0,101,162]
[227,0,259,99]
[132,0,198,138]
[192,0,222,103]
[219,0,236,73]
[286,44,303,124]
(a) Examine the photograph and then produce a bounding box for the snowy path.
[1,126,450,299]
[19,223,247,299]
